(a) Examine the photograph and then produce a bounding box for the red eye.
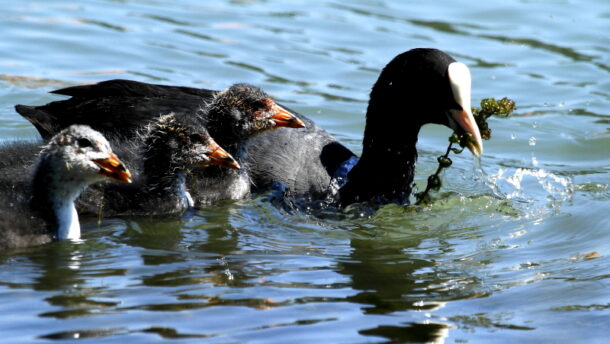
[261,98,274,110]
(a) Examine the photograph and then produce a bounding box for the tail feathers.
[14,105,57,140]
[50,82,106,97]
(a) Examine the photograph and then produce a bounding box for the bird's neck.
[31,160,85,240]
[52,200,80,241]
[214,131,248,163]
[143,159,193,208]
[188,141,250,205]
[339,96,422,206]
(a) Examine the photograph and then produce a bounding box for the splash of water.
[480,164,573,216]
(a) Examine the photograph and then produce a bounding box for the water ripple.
[485,167,574,215]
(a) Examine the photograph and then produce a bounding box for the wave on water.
[482,166,574,216]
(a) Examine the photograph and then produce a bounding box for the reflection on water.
[0,166,599,342]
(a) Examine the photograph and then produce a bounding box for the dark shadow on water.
[360,322,451,344]
[120,216,188,265]
[39,327,128,340]
[335,225,465,342]
[340,237,435,314]
[25,242,93,292]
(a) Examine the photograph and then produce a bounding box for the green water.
[1,0,609,343]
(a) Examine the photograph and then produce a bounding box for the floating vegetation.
[415,97,517,205]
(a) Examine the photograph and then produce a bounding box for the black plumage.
[249,48,483,205]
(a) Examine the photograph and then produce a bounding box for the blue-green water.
[1,0,609,343]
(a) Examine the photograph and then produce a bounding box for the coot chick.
[246,48,483,206]
[16,83,304,205]
[77,112,239,216]
[0,125,131,250]
[189,83,304,204]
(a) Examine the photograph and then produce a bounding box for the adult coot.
[0,125,131,250]
[248,48,483,205]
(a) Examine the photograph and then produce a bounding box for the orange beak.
[93,153,132,183]
[204,140,240,170]
[270,104,305,128]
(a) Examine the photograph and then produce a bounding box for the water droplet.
[224,269,234,280]
[529,137,536,146]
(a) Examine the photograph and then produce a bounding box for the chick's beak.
[93,153,132,183]
[270,104,305,128]
[204,140,240,170]
[450,108,484,156]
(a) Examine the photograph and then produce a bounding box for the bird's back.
[0,141,52,250]
[246,110,355,199]
[15,79,217,140]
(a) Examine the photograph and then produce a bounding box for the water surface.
[1,0,609,343]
